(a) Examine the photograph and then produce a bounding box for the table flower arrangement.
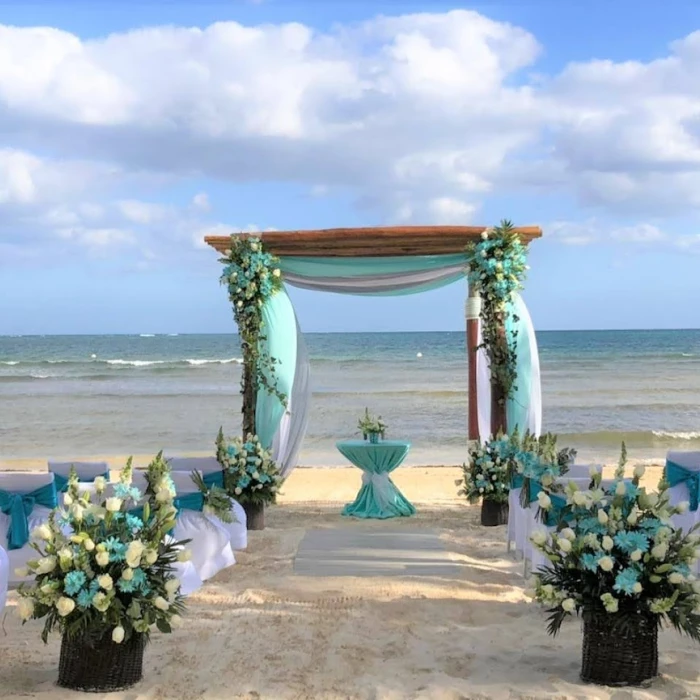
[458,433,516,526]
[216,428,282,530]
[527,460,700,686]
[15,462,188,692]
[357,408,387,444]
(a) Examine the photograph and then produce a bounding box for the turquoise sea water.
[1,330,699,465]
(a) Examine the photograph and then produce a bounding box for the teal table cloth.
[336,440,416,519]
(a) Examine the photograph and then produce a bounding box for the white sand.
[2,464,699,699]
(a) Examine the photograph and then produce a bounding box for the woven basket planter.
[480,499,508,527]
[581,611,658,686]
[243,502,265,531]
[58,631,145,692]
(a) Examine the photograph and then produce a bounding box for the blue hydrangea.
[104,537,127,561]
[638,518,663,535]
[117,578,136,593]
[577,517,607,536]
[125,514,143,531]
[64,570,87,596]
[76,589,93,608]
[613,568,640,595]
[613,531,650,554]
[581,553,599,572]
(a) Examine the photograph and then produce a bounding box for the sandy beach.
[3,461,699,699]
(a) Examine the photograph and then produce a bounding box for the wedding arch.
[205,225,543,477]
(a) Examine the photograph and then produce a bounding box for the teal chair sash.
[0,482,58,550]
[511,474,524,489]
[53,471,110,493]
[173,492,205,512]
[202,471,224,489]
[666,460,700,511]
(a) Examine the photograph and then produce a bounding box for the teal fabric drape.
[173,492,205,512]
[336,440,416,519]
[54,472,110,493]
[0,483,58,550]
[256,288,299,450]
[666,461,700,511]
[506,295,533,434]
[281,254,468,277]
[202,471,224,489]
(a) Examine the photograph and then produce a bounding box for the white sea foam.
[140,334,155,337]
[0,361,19,365]
[186,358,242,366]
[106,359,166,367]
[653,431,700,440]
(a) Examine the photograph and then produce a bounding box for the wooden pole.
[466,285,480,442]
[490,313,508,437]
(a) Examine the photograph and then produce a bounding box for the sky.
[1,0,700,334]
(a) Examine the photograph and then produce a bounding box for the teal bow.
[544,494,571,527]
[53,471,110,493]
[666,460,700,511]
[526,480,543,503]
[511,474,524,489]
[0,483,58,550]
[202,471,224,488]
[173,492,205,512]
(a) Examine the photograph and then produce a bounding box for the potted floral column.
[358,408,387,445]
[528,456,700,686]
[15,463,188,692]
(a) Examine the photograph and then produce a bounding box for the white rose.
[632,582,643,594]
[537,492,551,509]
[164,578,180,595]
[56,597,76,617]
[32,523,53,541]
[559,539,572,553]
[83,538,95,551]
[154,596,169,611]
[597,510,608,525]
[602,536,614,551]
[252,471,260,480]
[627,511,638,525]
[531,531,547,546]
[144,549,158,565]
[92,592,110,612]
[98,574,113,591]
[36,556,57,574]
[234,487,242,495]
[630,549,643,562]
[105,497,122,512]
[272,269,281,278]
[562,598,576,612]
[541,474,553,487]
[93,476,106,492]
[121,568,134,581]
[177,549,192,563]
[480,230,489,240]
[63,492,74,506]
[13,566,29,578]
[560,528,576,542]
[634,465,646,479]
[599,556,614,572]
[572,492,588,506]
[651,544,668,560]
[17,598,34,620]
[112,626,125,644]
[669,572,684,584]
[615,481,627,496]
[95,551,110,567]
[236,300,243,308]
[677,501,690,514]
[125,541,146,568]
[170,614,183,628]
[155,487,172,503]
[58,547,73,562]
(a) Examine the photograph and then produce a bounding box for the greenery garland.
[219,235,286,437]
[465,220,528,427]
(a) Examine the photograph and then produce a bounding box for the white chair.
[0,545,9,613]
[666,451,700,538]
[167,456,247,550]
[48,460,110,492]
[0,473,58,584]
[566,463,602,479]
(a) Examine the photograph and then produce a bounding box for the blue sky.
[1,1,700,334]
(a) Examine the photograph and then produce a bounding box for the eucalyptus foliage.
[16,461,188,645]
[465,221,528,417]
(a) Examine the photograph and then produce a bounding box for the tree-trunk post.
[241,351,257,439]
[490,311,508,436]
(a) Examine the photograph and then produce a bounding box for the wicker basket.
[243,501,265,530]
[481,499,508,526]
[58,631,145,692]
[581,611,658,686]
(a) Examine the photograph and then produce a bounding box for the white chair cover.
[0,473,57,584]
[166,456,247,550]
[666,451,700,542]
[0,545,9,613]
[48,460,110,481]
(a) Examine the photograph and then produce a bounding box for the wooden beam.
[205,225,542,258]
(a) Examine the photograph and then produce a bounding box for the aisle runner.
[294,528,463,578]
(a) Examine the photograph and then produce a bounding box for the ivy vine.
[219,235,287,436]
[465,220,528,414]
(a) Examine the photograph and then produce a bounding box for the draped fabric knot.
[666,461,700,512]
[511,474,524,489]
[0,483,57,550]
[202,471,224,489]
[173,493,205,512]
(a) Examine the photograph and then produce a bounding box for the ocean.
[1,330,699,466]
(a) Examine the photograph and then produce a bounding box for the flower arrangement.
[216,428,282,507]
[15,461,187,646]
[465,221,529,430]
[357,408,387,441]
[458,434,515,505]
[219,235,286,436]
[528,454,700,683]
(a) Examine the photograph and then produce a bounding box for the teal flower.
[64,571,87,596]
[613,568,640,595]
